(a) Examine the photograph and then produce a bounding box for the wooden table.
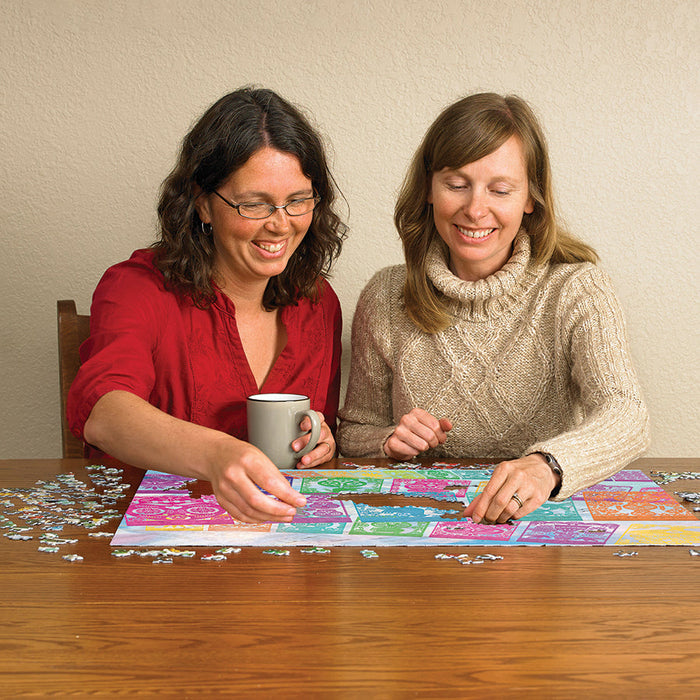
[2,457,699,698]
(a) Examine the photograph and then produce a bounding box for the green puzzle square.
[299,477,385,494]
[348,520,431,537]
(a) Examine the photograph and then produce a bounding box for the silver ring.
[511,493,523,509]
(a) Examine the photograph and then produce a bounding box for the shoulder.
[295,278,341,317]
[289,278,341,330]
[98,249,165,291]
[314,278,342,327]
[315,277,340,309]
[92,249,179,317]
[545,261,626,322]
[357,264,406,309]
[543,261,617,298]
[350,265,407,342]
[549,260,610,283]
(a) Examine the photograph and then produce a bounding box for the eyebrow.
[231,188,314,200]
[489,177,522,186]
[440,170,524,186]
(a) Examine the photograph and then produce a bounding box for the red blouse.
[68,249,342,447]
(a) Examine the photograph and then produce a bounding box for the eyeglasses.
[212,191,321,220]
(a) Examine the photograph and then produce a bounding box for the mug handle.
[294,409,322,457]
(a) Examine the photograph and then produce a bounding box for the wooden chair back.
[57,300,90,457]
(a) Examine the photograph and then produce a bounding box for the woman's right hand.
[207,437,307,523]
[383,408,452,460]
[84,391,306,525]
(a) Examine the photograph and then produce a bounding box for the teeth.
[256,241,284,253]
[457,227,494,239]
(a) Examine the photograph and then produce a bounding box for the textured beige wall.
[1,0,698,458]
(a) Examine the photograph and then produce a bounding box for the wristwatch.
[539,452,562,498]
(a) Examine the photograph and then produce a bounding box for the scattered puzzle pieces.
[0,465,127,563]
[650,471,700,484]
[435,552,504,565]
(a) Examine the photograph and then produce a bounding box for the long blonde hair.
[395,93,597,333]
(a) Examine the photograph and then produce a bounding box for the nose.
[264,206,292,234]
[463,190,488,221]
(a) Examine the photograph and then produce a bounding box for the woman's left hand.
[462,453,560,524]
[294,412,336,469]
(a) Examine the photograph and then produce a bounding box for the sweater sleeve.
[337,268,399,457]
[525,266,650,500]
[67,256,164,440]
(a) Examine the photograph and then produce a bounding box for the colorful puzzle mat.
[111,465,700,547]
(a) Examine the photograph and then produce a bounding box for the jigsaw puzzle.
[110,464,700,548]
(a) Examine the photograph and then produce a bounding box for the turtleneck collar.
[425,229,542,321]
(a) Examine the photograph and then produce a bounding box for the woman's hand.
[206,437,308,523]
[295,412,336,468]
[383,408,453,460]
[84,391,307,524]
[463,453,560,524]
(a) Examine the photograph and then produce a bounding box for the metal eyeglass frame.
[212,191,321,219]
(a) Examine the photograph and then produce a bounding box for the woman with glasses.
[338,92,649,524]
[68,87,346,523]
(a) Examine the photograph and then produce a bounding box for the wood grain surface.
[1,457,699,698]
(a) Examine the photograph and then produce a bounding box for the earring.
[200,221,212,236]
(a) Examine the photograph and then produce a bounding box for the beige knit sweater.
[337,232,650,500]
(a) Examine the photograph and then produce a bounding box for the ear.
[194,186,212,223]
[524,194,534,214]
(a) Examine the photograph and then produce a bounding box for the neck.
[214,270,269,315]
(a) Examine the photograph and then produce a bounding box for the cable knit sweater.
[337,232,650,500]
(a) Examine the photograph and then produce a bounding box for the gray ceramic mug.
[246,393,322,469]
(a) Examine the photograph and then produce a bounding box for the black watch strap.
[539,452,562,498]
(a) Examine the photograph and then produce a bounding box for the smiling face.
[428,135,534,281]
[195,147,314,296]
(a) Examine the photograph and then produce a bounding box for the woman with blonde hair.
[338,92,649,523]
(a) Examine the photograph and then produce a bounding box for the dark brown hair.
[395,92,597,333]
[153,87,346,308]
